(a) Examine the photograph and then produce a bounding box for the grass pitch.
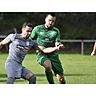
[0,52,96,84]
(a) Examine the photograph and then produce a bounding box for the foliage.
[0,12,96,39]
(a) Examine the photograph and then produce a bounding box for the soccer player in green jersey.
[31,13,66,84]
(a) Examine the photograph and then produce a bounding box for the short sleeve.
[31,26,38,40]
[55,28,61,43]
[4,34,16,42]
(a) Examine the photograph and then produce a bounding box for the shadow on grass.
[65,73,92,76]
[0,80,7,83]
[0,73,45,83]
[0,74,7,78]
[0,74,25,83]
[0,73,45,78]
[36,74,45,77]
[36,73,92,77]
[0,79,25,83]
[0,73,93,83]
[36,73,93,77]
[0,73,92,78]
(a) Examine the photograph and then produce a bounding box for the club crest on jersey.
[45,38,49,41]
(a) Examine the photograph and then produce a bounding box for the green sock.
[45,69,54,84]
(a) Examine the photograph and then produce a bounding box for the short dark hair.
[46,13,56,17]
[22,22,33,28]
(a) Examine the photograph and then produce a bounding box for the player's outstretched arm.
[38,45,58,53]
[0,39,9,49]
[38,44,64,54]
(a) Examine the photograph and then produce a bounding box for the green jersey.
[31,25,64,76]
[31,25,61,48]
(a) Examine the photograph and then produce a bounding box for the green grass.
[0,53,96,84]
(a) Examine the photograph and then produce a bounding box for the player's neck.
[44,24,48,28]
[44,24,53,29]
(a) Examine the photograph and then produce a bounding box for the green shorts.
[36,51,64,75]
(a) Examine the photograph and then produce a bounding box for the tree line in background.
[0,12,96,39]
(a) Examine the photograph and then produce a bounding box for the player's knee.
[25,72,33,79]
[43,60,52,70]
[25,72,36,84]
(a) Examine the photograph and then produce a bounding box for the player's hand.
[57,44,65,50]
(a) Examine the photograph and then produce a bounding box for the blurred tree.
[0,12,96,39]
